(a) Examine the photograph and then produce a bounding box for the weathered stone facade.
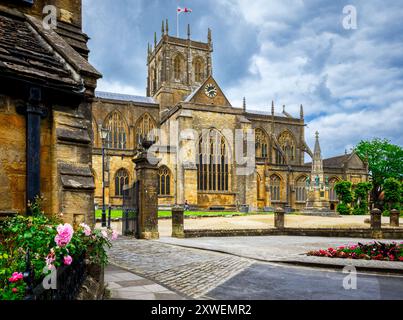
[0,1,101,225]
[91,22,368,212]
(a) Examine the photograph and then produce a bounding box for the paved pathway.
[206,263,403,300]
[108,239,252,299]
[105,264,185,300]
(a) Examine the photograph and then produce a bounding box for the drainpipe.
[25,87,47,215]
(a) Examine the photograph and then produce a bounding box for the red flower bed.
[307,242,403,262]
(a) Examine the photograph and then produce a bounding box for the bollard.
[172,205,185,238]
[371,208,383,239]
[390,209,400,227]
[275,207,285,230]
[370,208,382,230]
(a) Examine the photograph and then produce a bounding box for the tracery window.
[194,58,204,83]
[136,113,156,146]
[270,175,281,201]
[174,55,182,80]
[115,168,129,197]
[255,129,269,158]
[296,176,307,202]
[197,129,230,192]
[104,111,127,150]
[158,166,171,196]
[278,131,296,162]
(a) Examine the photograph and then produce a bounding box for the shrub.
[0,200,118,300]
[337,203,351,215]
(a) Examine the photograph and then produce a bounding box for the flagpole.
[177,10,179,38]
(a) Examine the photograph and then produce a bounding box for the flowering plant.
[307,241,403,262]
[0,206,118,300]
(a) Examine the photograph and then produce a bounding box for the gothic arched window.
[197,129,230,192]
[270,175,281,201]
[174,55,182,80]
[296,176,308,202]
[104,111,127,150]
[136,113,156,146]
[329,177,339,201]
[158,166,172,196]
[255,129,269,159]
[115,168,129,197]
[194,58,204,83]
[278,131,296,163]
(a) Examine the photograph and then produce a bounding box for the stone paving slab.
[105,264,185,300]
[108,239,253,299]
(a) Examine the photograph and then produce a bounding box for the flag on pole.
[176,7,192,37]
[177,7,192,14]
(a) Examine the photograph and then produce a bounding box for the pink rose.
[80,223,92,236]
[63,255,73,266]
[55,224,74,247]
[101,230,108,238]
[9,272,23,283]
[12,288,18,294]
[111,230,118,241]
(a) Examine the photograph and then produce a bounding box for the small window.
[115,169,129,197]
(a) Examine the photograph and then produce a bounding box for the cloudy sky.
[82,0,403,158]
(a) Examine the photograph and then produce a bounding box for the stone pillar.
[371,208,383,239]
[275,207,285,229]
[133,143,160,240]
[172,205,185,238]
[390,209,400,227]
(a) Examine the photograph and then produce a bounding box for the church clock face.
[204,83,218,98]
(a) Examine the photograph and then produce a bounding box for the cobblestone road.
[108,238,253,299]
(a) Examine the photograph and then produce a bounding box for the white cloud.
[96,79,145,96]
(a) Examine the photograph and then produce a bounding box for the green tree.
[335,181,353,215]
[355,138,403,206]
[383,178,401,210]
[353,182,372,215]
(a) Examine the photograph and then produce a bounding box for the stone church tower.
[146,21,213,110]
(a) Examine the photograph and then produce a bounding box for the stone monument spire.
[312,131,323,176]
[303,131,335,216]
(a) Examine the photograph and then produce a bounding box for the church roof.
[246,109,288,118]
[0,6,101,92]
[96,91,157,104]
[306,153,352,168]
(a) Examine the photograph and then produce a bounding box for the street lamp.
[100,128,109,228]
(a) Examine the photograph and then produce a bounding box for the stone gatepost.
[172,205,185,238]
[370,208,383,239]
[390,209,400,227]
[275,207,285,230]
[133,142,160,240]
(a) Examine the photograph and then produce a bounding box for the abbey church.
[91,21,368,212]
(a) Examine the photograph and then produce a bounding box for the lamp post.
[100,128,109,228]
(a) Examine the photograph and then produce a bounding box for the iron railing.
[122,182,139,237]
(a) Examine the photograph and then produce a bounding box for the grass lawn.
[95,209,273,219]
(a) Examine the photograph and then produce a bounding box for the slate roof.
[306,153,352,168]
[0,6,101,92]
[246,109,288,118]
[95,91,157,104]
